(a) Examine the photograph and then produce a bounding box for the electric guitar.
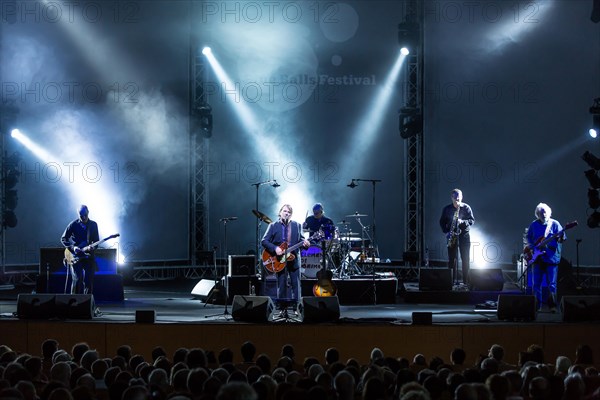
[523,221,577,266]
[64,233,120,267]
[262,230,323,273]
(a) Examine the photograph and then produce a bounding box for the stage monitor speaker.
[419,269,452,291]
[497,295,536,321]
[412,312,433,325]
[228,255,256,276]
[298,296,340,323]
[469,268,504,291]
[136,310,156,324]
[17,294,55,319]
[561,296,600,322]
[191,279,217,300]
[54,294,95,319]
[231,295,274,322]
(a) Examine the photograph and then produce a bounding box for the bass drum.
[301,245,322,278]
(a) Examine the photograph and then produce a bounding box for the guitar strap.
[286,222,292,246]
[543,220,552,240]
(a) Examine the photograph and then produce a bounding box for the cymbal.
[345,213,368,218]
[252,209,272,224]
[337,221,350,225]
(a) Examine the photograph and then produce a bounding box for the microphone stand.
[350,179,382,258]
[575,239,584,291]
[205,217,237,319]
[252,180,278,277]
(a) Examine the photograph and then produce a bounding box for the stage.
[1,276,600,368]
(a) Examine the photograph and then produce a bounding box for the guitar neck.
[286,241,306,253]
[539,231,562,247]
[284,233,320,254]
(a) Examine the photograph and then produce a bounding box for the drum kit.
[301,212,378,279]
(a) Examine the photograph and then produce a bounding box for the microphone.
[219,217,238,221]
[272,180,280,188]
[347,179,357,188]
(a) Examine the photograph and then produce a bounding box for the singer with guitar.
[61,205,100,295]
[525,203,567,312]
[439,189,475,285]
[262,204,310,303]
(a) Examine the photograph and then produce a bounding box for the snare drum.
[301,245,322,278]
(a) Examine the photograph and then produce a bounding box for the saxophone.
[447,205,460,248]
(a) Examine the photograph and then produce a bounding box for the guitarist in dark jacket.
[61,205,100,295]
[526,203,565,312]
[262,204,310,301]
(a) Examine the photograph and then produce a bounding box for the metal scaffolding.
[402,0,424,261]
[189,36,210,266]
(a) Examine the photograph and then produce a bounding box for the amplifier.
[228,255,256,276]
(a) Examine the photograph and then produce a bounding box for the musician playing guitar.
[261,204,310,302]
[525,203,567,313]
[61,205,100,295]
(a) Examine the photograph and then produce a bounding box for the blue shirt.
[526,218,564,265]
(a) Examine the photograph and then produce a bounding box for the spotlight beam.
[339,50,407,175]
[11,129,121,252]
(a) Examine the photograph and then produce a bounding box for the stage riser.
[404,288,521,305]
[36,274,124,302]
[255,278,397,305]
[1,321,599,370]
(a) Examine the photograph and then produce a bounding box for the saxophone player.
[439,189,475,285]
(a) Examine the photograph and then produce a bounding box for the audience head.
[42,339,59,360]
[575,344,594,365]
[116,345,132,363]
[450,348,466,366]
[325,348,339,365]
[70,342,90,364]
[241,341,257,363]
[216,381,257,400]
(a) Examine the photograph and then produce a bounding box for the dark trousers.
[448,233,470,283]
[532,261,558,307]
[276,259,300,301]
[70,259,96,295]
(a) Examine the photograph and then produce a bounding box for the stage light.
[401,47,409,56]
[588,189,600,209]
[192,104,213,138]
[588,211,600,228]
[10,129,19,137]
[202,47,212,55]
[591,114,600,138]
[592,0,600,23]
[399,107,423,139]
[3,210,17,228]
[585,169,600,189]
[582,151,600,170]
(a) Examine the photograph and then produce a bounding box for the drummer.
[303,203,336,244]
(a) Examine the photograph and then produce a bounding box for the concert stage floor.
[1,278,599,368]
[0,278,574,324]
